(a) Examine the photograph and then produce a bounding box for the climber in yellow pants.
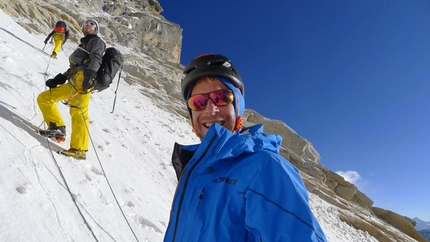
[50,33,64,59]
[38,19,105,160]
[37,71,91,158]
[44,21,69,59]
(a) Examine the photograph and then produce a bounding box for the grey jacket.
[64,34,106,77]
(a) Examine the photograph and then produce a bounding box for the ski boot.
[58,148,86,160]
[38,123,66,143]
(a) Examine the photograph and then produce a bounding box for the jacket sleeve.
[44,31,54,43]
[63,30,69,45]
[86,37,106,73]
[244,152,327,241]
[62,68,71,79]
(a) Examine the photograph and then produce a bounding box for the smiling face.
[82,21,96,36]
[189,77,236,139]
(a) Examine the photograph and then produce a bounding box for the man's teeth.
[204,122,223,128]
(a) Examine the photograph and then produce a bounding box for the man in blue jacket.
[164,54,327,241]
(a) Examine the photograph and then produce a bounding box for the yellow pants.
[52,33,64,54]
[37,71,91,151]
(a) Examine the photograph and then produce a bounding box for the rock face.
[1,0,426,241]
[372,207,427,242]
[0,0,181,63]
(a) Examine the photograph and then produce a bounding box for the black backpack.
[95,47,124,91]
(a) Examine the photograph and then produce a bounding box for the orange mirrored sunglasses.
[187,89,234,111]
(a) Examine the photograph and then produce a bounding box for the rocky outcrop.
[0,0,182,63]
[372,207,427,242]
[1,0,424,241]
[242,109,320,164]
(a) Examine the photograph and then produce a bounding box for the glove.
[45,79,58,88]
[82,69,97,92]
[46,73,67,88]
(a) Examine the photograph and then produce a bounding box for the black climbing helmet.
[181,54,244,100]
[55,21,67,28]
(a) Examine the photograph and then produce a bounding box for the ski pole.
[42,43,47,51]
[44,57,51,75]
[110,66,123,113]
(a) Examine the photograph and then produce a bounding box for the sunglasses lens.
[187,89,234,111]
[84,20,96,27]
[210,89,234,106]
[188,95,208,111]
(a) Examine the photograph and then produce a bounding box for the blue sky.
[160,1,430,221]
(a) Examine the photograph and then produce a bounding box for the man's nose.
[204,99,219,115]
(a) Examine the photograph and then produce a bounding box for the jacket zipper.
[171,134,217,242]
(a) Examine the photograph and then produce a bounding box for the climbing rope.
[42,130,100,242]
[76,95,141,242]
[40,59,99,241]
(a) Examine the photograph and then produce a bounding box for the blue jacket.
[164,124,327,242]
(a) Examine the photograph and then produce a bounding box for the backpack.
[95,47,124,91]
[54,21,67,34]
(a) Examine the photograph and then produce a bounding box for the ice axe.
[62,88,83,106]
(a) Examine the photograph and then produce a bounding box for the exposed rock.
[242,109,320,164]
[372,207,427,242]
[0,0,182,63]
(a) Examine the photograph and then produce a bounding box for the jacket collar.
[172,124,282,180]
[80,34,98,44]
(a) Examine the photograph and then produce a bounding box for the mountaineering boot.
[50,51,57,59]
[58,148,86,160]
[38,123,66,143]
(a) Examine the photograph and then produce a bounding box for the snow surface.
[0,10,379,241]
